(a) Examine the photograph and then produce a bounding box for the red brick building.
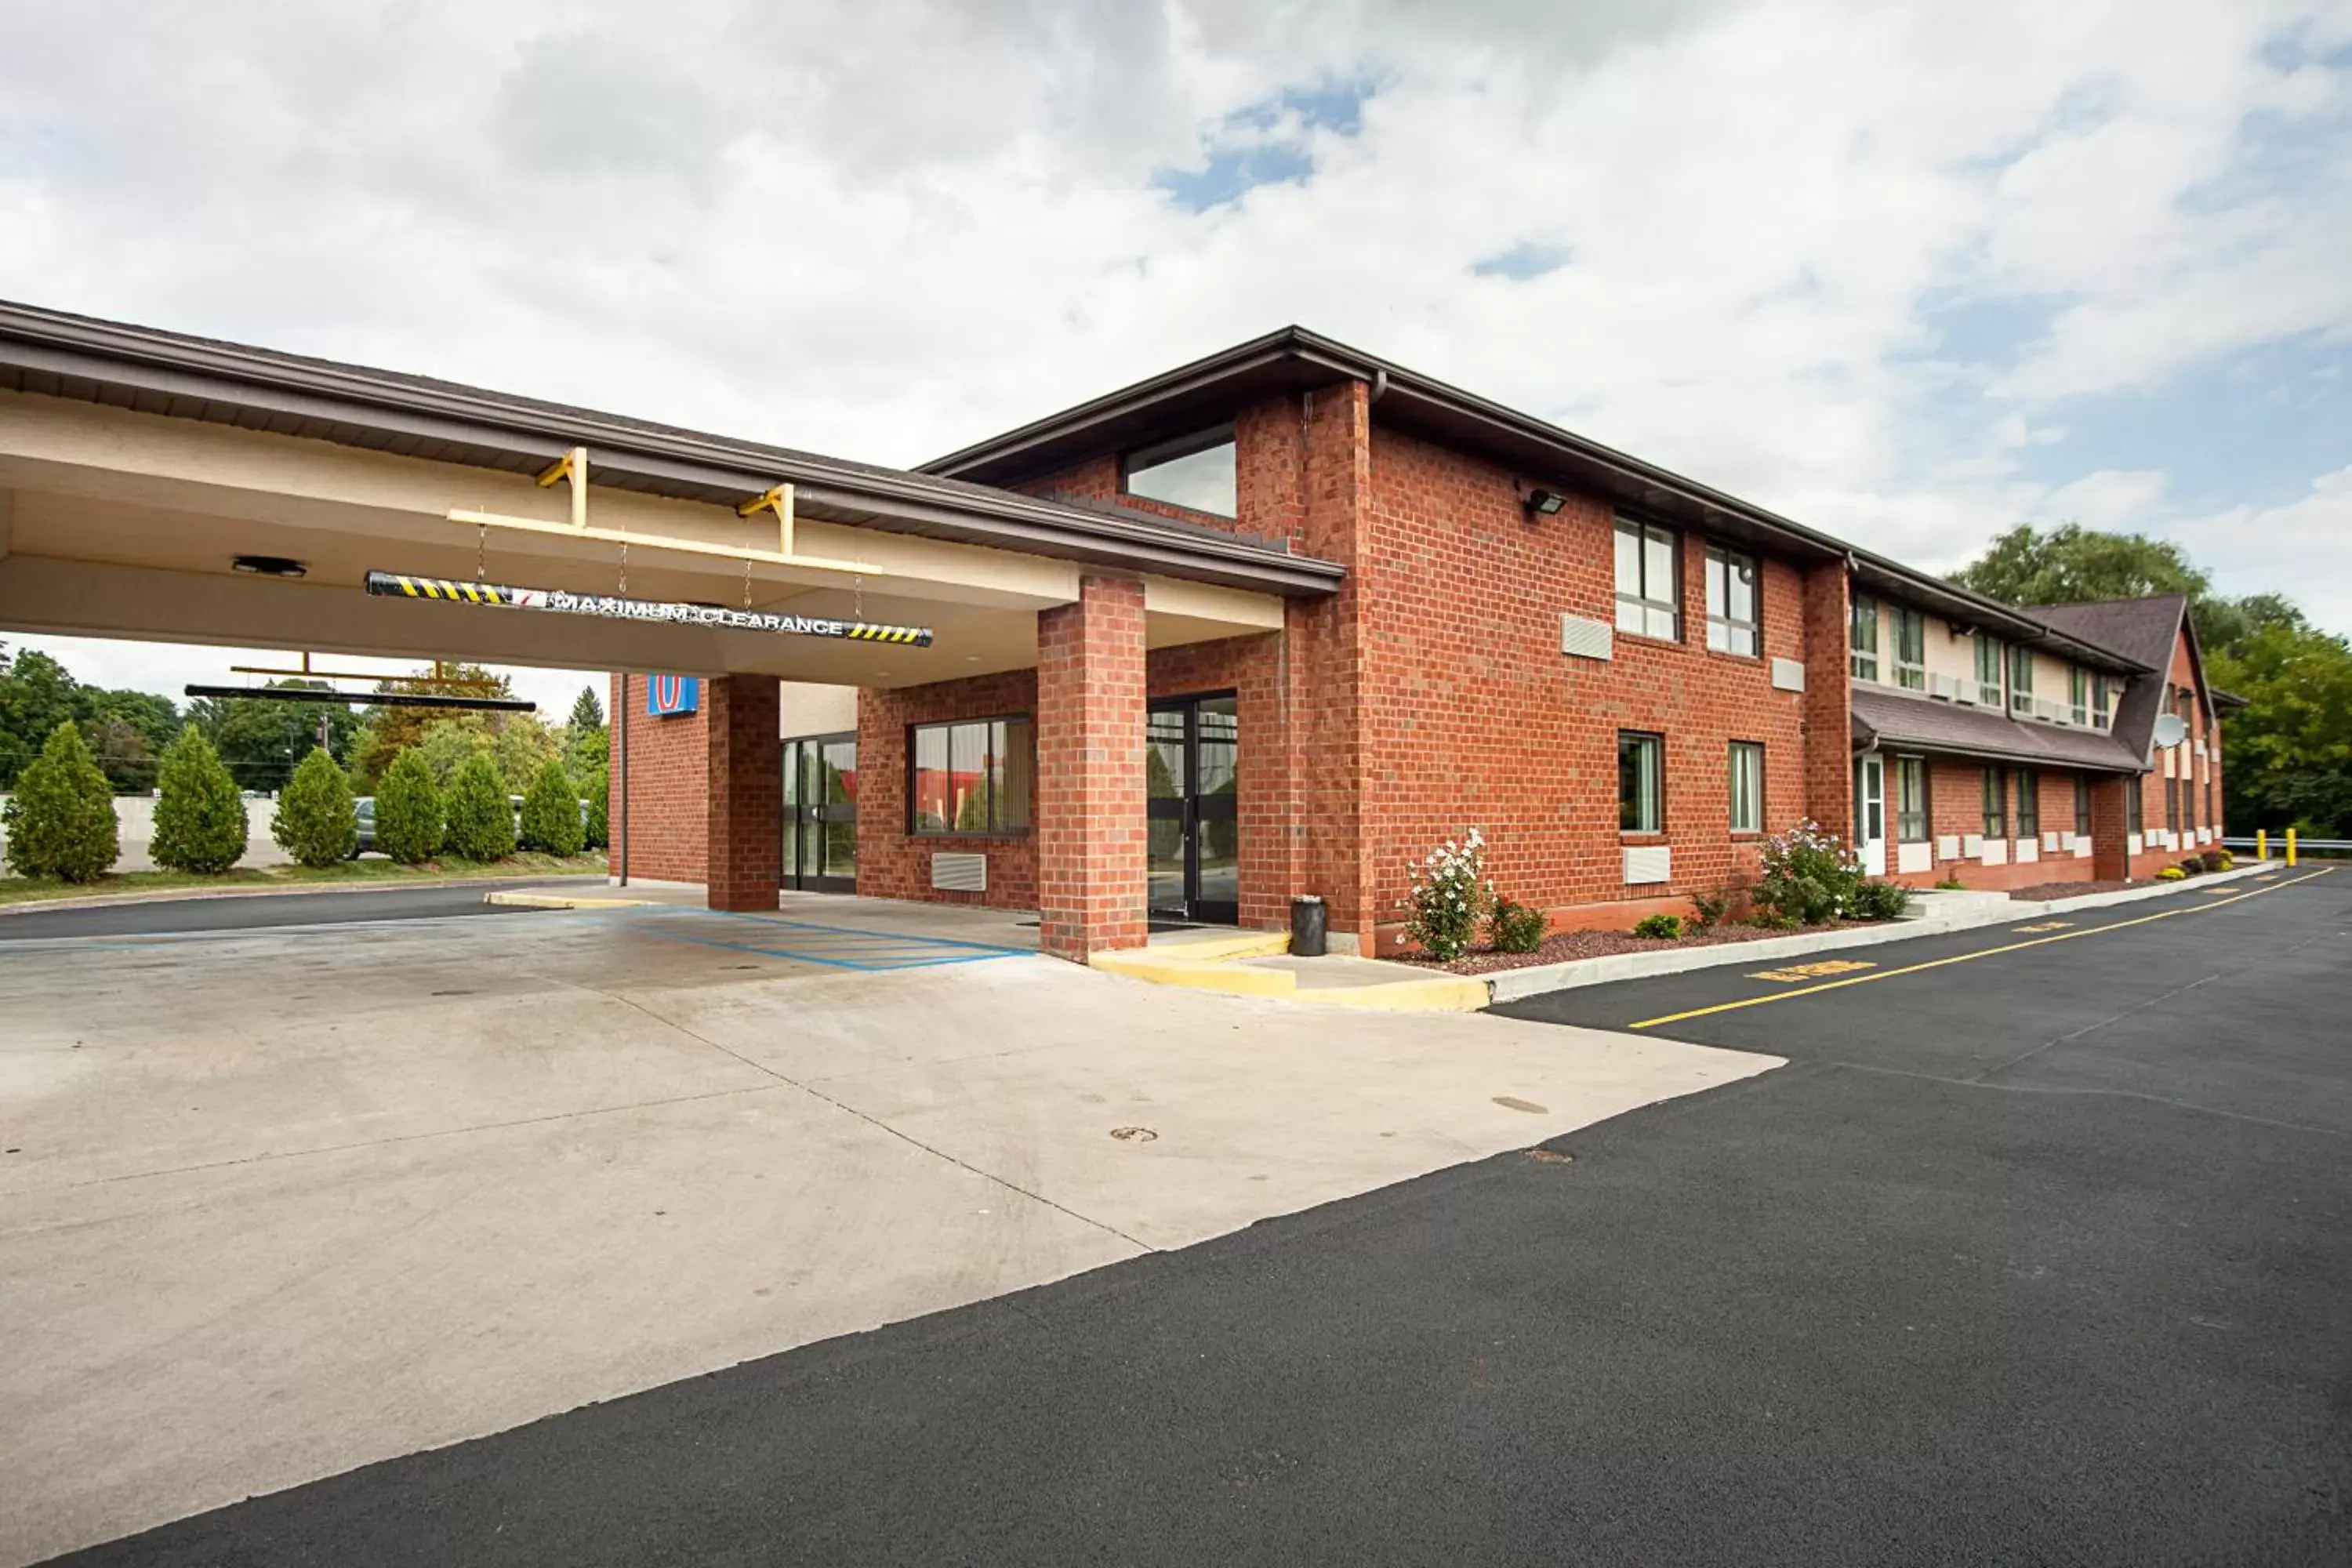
[612,328,2231,956]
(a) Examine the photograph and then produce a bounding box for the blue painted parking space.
[623,906,1034,971]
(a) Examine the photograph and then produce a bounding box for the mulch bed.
[2005,879,2149,901]
[1402,920,1881,976]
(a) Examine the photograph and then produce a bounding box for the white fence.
[0,793,290,875]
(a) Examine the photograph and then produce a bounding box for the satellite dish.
[2152,713,2187,748]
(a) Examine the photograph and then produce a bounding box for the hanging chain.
[476,518,487,583]
[854,574,863,621]
[618,537,628,597]
[743,507,753,609]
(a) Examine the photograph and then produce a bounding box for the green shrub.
[1750,818,1866,926]
[519,760,584,855]
[271,747,357,868]
[583,766,608,850]
[150,726,247,873]
[2,721,119,882]
[2198,849,2227,873]
[1934,876,1965,891]
[1747,909,1800,931]
[443,753,516,861]
[2156,866,2186,881]
[1687,889,1730,930]
[1631,913,1683,940]
[1488,894,1547,953]
[1847,879,1912,921]
[2177,857,2204,877]
[2216,853,2234,871]
[374,749,445,864]
[1396,828,1489,961]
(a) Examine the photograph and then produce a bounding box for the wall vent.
[1769,657,1806,692]
[1559,614,1614,661]
[930,851,988,893]
[1623,844,1671,885]
[1927,672,1965,702]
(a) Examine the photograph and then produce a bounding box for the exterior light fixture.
[232,554,307,579]
[1519,486,1566,519]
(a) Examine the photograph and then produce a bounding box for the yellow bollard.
[2287,828,2298,867]
[2257,828,2267,862]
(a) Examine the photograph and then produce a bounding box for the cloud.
[1,0,2349,708]
[2172,465,2352,633]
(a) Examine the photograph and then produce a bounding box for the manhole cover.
[1526,1148,1573,1164]
[1109,1127,1158,1143]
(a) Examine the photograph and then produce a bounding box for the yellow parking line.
[1630,866,2335,1031]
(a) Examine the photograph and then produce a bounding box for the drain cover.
[1109,1127,1158,1143]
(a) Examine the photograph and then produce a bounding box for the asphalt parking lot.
[0,894,1764,1566]
[34,866,2348,1567]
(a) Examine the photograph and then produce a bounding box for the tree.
[583,764,608,850]
[151,726,249,873]
[271,746,358,868]
[443,753,515,861]
[0,648,85,790]
[375,748,446,864]
[191,683,359,793]
[1951,523,2206,608]
[350,665,516,786]
[568,686,604,732]
[2209,622,2352,838]
[519,760,584,855]
[79,714,160,793]
[2,721,119,881]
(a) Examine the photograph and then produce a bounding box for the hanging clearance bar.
[365,571,934,646]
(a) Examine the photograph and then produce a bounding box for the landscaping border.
[1483,862,2277,1004]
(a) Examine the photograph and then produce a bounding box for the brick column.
[1800,561,1855,843]
[1036,575,1147,960]
[706,673,781,912]
[2090,773,2132,881]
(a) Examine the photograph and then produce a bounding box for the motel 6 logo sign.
[647,674,700,717]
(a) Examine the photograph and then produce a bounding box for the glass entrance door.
[1145,694,1240,925]
[784,732,857,893]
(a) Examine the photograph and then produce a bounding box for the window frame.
[2068,667,2089,727]
[1704,545,1761,659]
[1975,633,2005,706]
[2126,779,2143,837]
[2091,673,2112,729]
[1119,425,1238,518]
[906,713,1036,838]
[1849,592,1881,682]
[1613,517,1682,642]
[1895,754,1929,843]
[1726,740,1765,834]
[1981,766,2007,840]
[1890,604,1926,690]
[1618,730,1666,836]
[2014,769,2040,840]
[2074,775,2092,837]
[2008,644,2034,715]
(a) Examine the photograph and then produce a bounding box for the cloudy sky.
[3,0,2349,711]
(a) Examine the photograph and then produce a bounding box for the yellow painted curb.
[485,891,662,910]
[1287,976,1491,1012]
[1090,946,1488,1011]
[1088,949,1296,996]
[1149,930,1292,961]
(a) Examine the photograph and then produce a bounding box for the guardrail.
[2221,834,2351,862]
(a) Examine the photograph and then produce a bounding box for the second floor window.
[1892,605,1926,690]
[1613,519,1680,640]
[1121,427,1236,517]
[1850,593,1881,681]
[2069,667,2089,727]
[1705,546,1759,657]
[1975,634,2005,706]
[2009,644,2034,714]
[2092,674,2112,729]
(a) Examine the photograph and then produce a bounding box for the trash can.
[1290,894,1327,958]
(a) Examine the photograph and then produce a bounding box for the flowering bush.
[1750,818,1867,927]
[1399,829,1490,960]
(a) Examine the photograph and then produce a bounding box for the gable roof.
[922,325,2149,673]
[2029,595,2187,673]
[0,299,1345,599]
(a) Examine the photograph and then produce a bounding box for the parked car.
[352,797,376,857]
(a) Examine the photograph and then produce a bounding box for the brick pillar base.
[2090,774,2132,882]
[1036,575,1147,960]
[706,673,781,912]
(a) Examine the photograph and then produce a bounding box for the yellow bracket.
[534,446,590,531]
[736,483,796,557]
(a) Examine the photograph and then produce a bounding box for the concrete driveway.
[0,896,1773,1563]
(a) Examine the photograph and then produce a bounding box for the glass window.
[1849,593,1880,681]
[2009,645,2034,713]
[2126,780,2143,836]
[1892,605,1926,690]
[1896,755,1929,842]
[1619,731,1664,833]
[2075,776,2093,837]
[2015,770,2039,838]
[1981,767,2006,840]
[1613,518,1680,640]
[2092,674,2112,729]
[2165,777,2180,834]
[1727,742,1764,833]
[1975,633,2005,706]
[1705,546,1759,657]
[909,717,1033,836]
[1122,428,1236,517]
[2068,667,2089,727]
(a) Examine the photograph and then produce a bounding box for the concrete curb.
[1483,862,2275,1004]
[483,891,666,912]
[1092,938,1490,1011]
[0,871,609,919]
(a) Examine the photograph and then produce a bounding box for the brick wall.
[1146,633,1291,929]
[856,668,1042,912]
[610,673,710,884]
[1036,575,1149,958]
[1914,756,2107,891]
[2124,624,2226,878]
[706,673,782,912]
